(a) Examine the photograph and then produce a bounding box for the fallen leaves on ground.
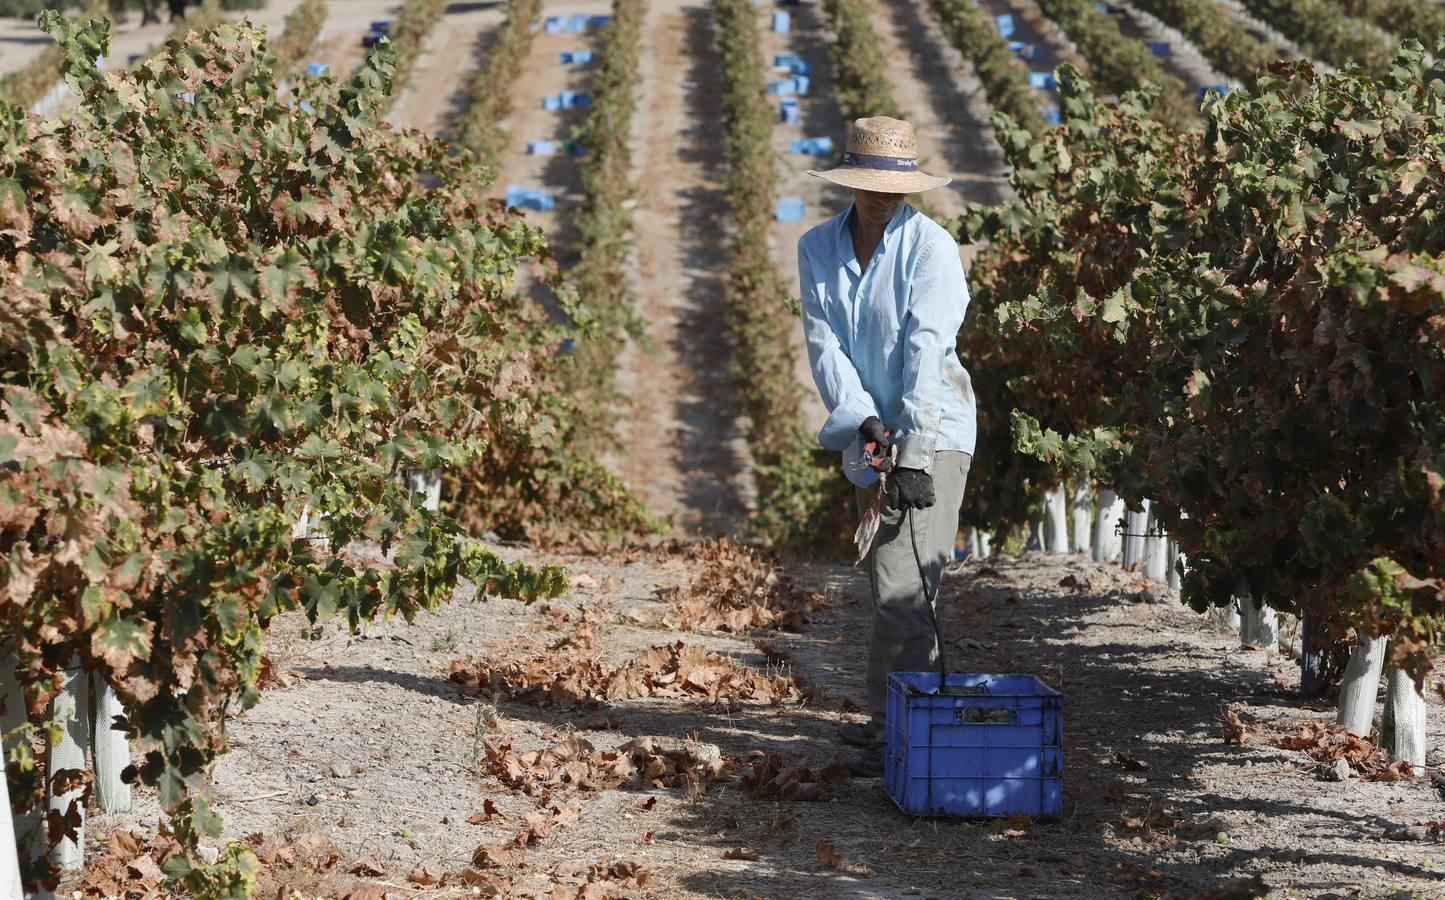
[1221,710,1251,744]
[1120,801,1180,847]
[451,629,799,708]
[815,840,846,868]
[741,751,846,801]
[724,847,761,861]
[1110,751,1150,771]
[550,857,653,899]
[479,734,732,800]
[1271,720,1415,780]
[659,538,830,634]
[989,813,1034,840]
[75,830,178,898]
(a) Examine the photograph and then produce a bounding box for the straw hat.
[807,116,951,193]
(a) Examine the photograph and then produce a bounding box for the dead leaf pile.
[76,830,176,898]
[452,637,798,708]
[548,857,653,899]
[1221,710,1252,744]
[740,751,848,801]
[609,641,799,704]
[660,537,829,634]
[1271,720,1416,781]
[480,734,732,800]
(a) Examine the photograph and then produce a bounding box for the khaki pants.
[853,451,971,727]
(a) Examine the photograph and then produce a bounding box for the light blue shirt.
[798,202,976,487]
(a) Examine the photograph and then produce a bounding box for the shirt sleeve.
[799,243,880,452]
[894,236,970,471]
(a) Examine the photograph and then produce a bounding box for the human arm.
[893,237,970,471]
[799,245,880,452]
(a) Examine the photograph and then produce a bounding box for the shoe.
[845,744,885,778]
[836,721,882,748]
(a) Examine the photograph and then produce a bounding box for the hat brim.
[806,166,952,193]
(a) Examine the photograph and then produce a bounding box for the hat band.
[841,151,919,172]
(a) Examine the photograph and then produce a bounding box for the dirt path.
[384,1,510,134]
[609,1,753,535]
[83,548,1444,898]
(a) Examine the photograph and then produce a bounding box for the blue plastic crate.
[1028,71,1057,90]
[527,140,557,156]
[884,672,1063,819]
[789,136,834,157]
[775,198,805,222]
[565,13,590,32]
[590,14,611,27]
[1147,41,1171,57]
[779,98,801,124]
[543,95,563,111]
[1008,40,1037,61]
[544,16,564,33]
[1040,104,1061,125]
[1196,84,1230,104]
[560,50,593,65]
[994,14,1014,37]
[774,52,810,75]
[772,10,791,32]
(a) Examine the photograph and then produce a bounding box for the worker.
[168,0,187,23]
[797,117,976,777]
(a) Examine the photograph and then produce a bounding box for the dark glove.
[858,416,893,471]
[886,467,935,510]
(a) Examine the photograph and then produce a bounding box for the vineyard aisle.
[80,551,1445,897]
[610,0,753,534]
[384,1,510,134]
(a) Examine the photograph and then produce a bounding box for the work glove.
[886,467,935,511]
[858,416,893,472]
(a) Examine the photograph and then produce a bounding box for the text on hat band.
[840,151,921,172]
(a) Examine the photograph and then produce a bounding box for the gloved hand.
[886,467,935,510]
[858,416,893,471]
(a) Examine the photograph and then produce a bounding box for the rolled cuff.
[817,392,880,452]
[894,430,938,471]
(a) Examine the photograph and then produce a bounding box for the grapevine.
[1235,0,1394,74]
[927,0,1046,135]
[452,0,544,171]
[959,48,1444,679]
[265,0,326,76]
[710,0,853,551]
[819,0,903,120]
[1,19,576,889]
[1032,0,1196,127]
[1126,0,1278,82]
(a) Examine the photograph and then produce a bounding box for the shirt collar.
[836,201,913,275]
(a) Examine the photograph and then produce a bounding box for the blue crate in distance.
[779,98,801,124]
[304,61,329,77]
[565,13,590,32]
[560,50,594,65]
[885,672,1063,819]
[527,140,557,156]
[772,10,791,32]
[789,136,834,157]
[542,95,563,111]
[774,52,810,75]
[995,14,1014,37]
[1008,40,1037,61]
[775,198,805,222]
[1041,104,1061,125]
[544,16,564,33]
[1028,71,1057,90]
[1148,41,1171,57]
[1196,84,1230,103]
